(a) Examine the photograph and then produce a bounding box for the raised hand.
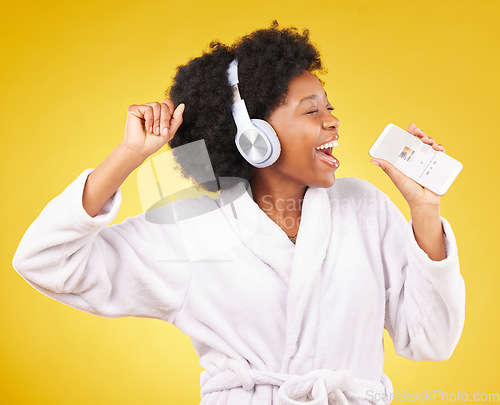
[122,98,185,160]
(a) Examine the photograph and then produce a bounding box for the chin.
[308,172,337,189]
[321,176,336,189]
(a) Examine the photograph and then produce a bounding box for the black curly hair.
[166,20,327,192]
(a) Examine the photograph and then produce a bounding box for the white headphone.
[226,59,281,168]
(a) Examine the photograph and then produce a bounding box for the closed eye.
[307,107,334,114]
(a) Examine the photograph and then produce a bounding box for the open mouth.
[315,139,339,168]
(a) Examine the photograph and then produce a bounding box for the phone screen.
[394,145,438,181]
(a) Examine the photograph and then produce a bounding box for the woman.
[13,21,465,405]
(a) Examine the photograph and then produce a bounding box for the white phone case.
[369,123,463,195]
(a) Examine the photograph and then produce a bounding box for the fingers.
[408,122,446,153]
[407,122,418,134]
[168,103,185,140]
[143,102,162,134]
[422,135,445,152]
[140,99,184,138]
[126,104,156,135]
[408,122,425,138]
[421,135,446,152]
[160,99,173,135]
[142,106,154,134]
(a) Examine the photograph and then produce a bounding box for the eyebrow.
[297,91,330,107]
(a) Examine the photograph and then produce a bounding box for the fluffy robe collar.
[218,179,332,370]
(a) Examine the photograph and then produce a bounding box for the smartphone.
[369,123,463,196]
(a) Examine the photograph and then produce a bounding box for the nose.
[323,112,340,131]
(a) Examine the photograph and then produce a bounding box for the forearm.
[410,205,446,261]
[82,143,145,217]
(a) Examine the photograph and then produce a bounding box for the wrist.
[410,205,446,261]
[410,204,442,233]
[410,202,440,217]
[118,142,147,168]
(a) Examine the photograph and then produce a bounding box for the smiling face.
[255,70,341,189]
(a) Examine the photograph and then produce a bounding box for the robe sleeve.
[378,192,466,361]
[12,169,191,323]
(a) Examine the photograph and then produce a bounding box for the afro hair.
[166,20,327,192]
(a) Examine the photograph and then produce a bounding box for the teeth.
[316,140,338,150]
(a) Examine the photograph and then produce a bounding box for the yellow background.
[2,0,499,404]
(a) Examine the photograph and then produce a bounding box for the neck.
[250,170,307,236]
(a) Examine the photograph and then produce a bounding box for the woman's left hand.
[370,123,445,210]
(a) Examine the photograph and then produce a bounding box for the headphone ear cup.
[250,119,281,167]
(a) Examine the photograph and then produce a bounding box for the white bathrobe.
[12,169,466,405]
